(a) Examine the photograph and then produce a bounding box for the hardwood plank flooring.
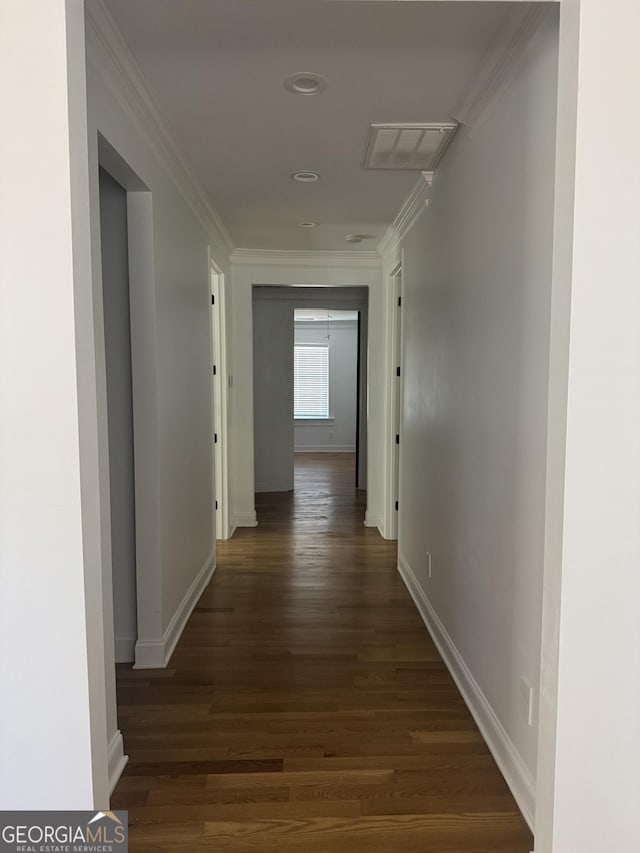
[113,452,533,852]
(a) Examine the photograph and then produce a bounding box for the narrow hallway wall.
[396,12,559,824]
[84,2,231,786]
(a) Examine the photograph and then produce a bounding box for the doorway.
[209,261,230,540]
[390,264,403,540]
[293,308,361,490]
[252,286,369,522]
[98,166,137,664]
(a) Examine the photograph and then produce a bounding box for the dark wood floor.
[113,453,533,852]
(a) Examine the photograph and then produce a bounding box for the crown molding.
[453,6,549,127]
[377,172,433,259]
[85,0,235,257]
[230,248,381,269]
[85,0,547,268]
[377,7,549,260]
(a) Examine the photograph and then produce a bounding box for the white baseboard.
[134,549,216,669]
[364,511,384,536]
[294,446,356,453]
[397,552,536,832]
[107,730,128,795]
[233,511,258,527]
[114,634,136,663]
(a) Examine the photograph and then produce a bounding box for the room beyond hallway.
[112,454,533,851]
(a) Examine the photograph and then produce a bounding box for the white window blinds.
[294,345,329,418]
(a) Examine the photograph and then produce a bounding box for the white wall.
[0,0,108,808]
[295,320,358,452]
[394,14,559,826]
[535,0,640,850]
[253,294,294,492]
[229,257,384,532]
[83,0,232,784]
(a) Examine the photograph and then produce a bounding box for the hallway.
[113,454,532,851]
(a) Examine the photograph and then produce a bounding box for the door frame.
[249,284,369,505]
[209,257,231,540]
[386,262,403,540]
[98,165,138,665]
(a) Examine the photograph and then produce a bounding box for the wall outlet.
[328,430,334,439]
[520,677,534,727]
[426,551,432,579]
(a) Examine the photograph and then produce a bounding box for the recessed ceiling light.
[298,221,318,228]
[291,171,320,183]
[284,72,328,96]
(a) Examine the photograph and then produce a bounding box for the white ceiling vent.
[362,123,458,171]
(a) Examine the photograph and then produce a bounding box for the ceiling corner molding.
[377,173,433,259]
[230,248,381,270]
[453,6,549,128]
[85,0,235,257]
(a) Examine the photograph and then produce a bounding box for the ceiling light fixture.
[291,170,320,183]
[297,221,318,228]
[284,72,328,96]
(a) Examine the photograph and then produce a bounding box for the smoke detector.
[362,123,458,171]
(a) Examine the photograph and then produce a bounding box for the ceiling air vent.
[362,123,458,171]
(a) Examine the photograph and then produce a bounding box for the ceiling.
[103,1,529,252]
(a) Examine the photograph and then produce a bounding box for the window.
[294,345,329,419]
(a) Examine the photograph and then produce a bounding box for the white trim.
[379,248,402,545]
[377,173,433,258]
[231,248,380,269]
[294,445,356,453]
[453,6,549,127]
[210,258,231,540]
[233,512,258,528]
[107,730,128,795]
[114,634,136,663]
[295,417,336,426]
[364,512,384,537]
[134,550,216,669]
[385,262,403,542]
[397,552,536,831]
[85,0,234,256]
